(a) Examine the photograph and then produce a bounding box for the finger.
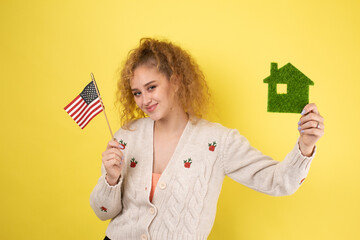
[107,140,121,150]
[301,103,319,115]
[104,147,124,159]
[107,159,121,168]
[103,158,122,170]
[108,147,123,156]
[299,128,324,137]
[299,112,324,125]
[103,153,121,163]
[298,120,323,131]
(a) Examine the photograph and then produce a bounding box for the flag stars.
[80,82,98,104]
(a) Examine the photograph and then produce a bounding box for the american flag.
[64,81,103,129]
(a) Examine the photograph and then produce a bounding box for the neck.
[154,107,189,134]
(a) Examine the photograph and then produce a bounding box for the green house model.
[263,62,314,113]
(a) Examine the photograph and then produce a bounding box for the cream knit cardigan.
[90,117,315,240]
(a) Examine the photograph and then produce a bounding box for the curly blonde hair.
[116,37,211,128]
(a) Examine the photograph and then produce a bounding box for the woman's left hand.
[298,103,324,157]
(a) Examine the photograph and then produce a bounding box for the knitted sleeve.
[89,128,126,221]
[89,164,123,220]
[221,129,316,196]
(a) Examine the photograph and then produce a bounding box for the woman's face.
[130,64,178,121]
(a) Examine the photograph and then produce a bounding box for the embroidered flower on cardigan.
[299,178,306,185]
[130,157,138,168]
[118,139,127,150]
[208,141,217,151]
[183,158,192,168]
[100,206,108,212]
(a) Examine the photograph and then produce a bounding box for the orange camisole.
[150,172,161,202]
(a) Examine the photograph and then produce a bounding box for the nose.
[142,92,151,106]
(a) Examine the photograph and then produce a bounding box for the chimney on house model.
[271,62,278,75]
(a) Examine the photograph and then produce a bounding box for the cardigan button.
[149,207,156,215]
[159,182,167,189]
[140,234,147,240]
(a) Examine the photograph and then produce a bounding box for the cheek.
[133,97,142,107]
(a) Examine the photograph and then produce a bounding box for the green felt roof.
[263,63,314,85]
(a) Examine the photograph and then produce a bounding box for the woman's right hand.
[102,139,124,186]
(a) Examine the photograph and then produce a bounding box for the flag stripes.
[64,81,103,129]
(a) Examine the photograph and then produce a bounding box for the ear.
[171,74,180,93]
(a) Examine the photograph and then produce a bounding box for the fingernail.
[298,126,301,130]
[301,109,306,115]
[301,130,304,133]
[298,121,301,125]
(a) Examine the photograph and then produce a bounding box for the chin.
[148,115,159,121]
[146,111,161,121]
[147,111,168,122]
[150,115,166,122]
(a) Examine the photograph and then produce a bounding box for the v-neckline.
[150,117,191,177]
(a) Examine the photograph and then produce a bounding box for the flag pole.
[90,72,114,139]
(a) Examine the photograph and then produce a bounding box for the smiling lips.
[146,103,158,112]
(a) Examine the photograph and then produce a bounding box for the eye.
[148,85,156,91]
[133,91,141,97]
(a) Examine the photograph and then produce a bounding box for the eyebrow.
[131,80,157,92]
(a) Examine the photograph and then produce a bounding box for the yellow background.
[1,0,359,239]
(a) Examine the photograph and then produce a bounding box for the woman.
[90,38,324,240]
